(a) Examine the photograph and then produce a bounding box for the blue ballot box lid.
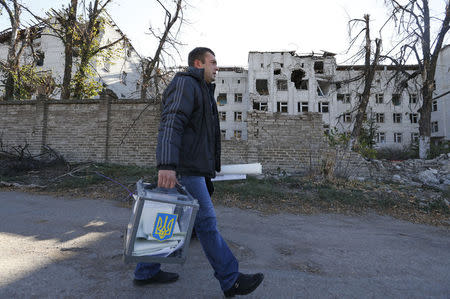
[123,180,199,264]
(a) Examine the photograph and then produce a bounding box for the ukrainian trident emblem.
[152,213,178,241]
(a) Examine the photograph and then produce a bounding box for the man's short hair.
[188,47,215,67]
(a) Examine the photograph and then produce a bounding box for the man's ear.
[193,59,203,68]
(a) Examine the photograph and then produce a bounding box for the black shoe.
[133,270,179,286]
[223,273,264,297]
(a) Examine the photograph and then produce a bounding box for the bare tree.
[385,0,450,158]
[347,14,382,150]
[24,0,78,99]
[0,0,28,100]
[140,0,184,100]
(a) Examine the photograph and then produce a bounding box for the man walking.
[133,47,264,297]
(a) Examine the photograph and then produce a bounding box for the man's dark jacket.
[156,67,221,178]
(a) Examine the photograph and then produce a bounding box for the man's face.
[196,52,218,83]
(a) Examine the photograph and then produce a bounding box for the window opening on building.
[234,111,242,121]
[36,50,45,66]
[394,132,402,143]
[274,69,281,75]
[277,80,288,91]
[280,63,284,68]
[237,79,241,84]
[234,130,242,140]
[376,132,386,143]
[121,71,127,85]
[219,111,226,121]
[409,113,418,123]
[393,113,402,123]
[255,79,269,95]
[253,101,268,111]
[221,130,226,139]
[375,94,384,104]
[411,132,419,143]
[221,79,224,84]
[298,102,309,112]
[409,94,418,104]
[291,69,307,90]
[217,93,227,105]
[317,80,330,96]
[234,93,243,102]
[344,113,352,123]
[392,94,401,106]
[432,121,439,133]
[260,63,264,68]
[277,101,288,113]
[432,100,438,111]
[314,61,324,74]
[337,93,350,103]
[318,102,329,113]
[376,113,385,123]
[323,124,330,135]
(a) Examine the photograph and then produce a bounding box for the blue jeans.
[134,176,239,291]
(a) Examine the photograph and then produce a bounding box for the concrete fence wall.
[0,100,370,175]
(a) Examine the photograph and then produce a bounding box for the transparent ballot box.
[123,180,199,264]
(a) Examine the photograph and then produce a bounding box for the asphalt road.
[0,191,449,298]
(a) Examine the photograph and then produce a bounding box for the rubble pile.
[369,153,450,191]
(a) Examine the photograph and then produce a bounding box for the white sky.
[1,0,448,67]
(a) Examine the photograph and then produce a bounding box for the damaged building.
[215,49,450,147]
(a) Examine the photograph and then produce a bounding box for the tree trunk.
[61,0,78,100]
[418,79,433,158]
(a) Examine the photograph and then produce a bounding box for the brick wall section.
[0,100,371,177]
[246,111,331,173]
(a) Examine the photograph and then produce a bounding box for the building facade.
[215,50,449,147]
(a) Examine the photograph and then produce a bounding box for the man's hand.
[158,170,178,189]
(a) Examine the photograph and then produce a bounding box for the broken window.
[432,121,439,133]
[392,94,401,106]
[277,80,288,91]
[234,93,243,102]
[432,100,438,111]
[323,124,330,135]
[234,130,242,140]
[318,102,329,113]
[255,79,269,95]
[219,111,226,121]
[394,132,402,143]
[314,61,324,74]
[274,69,281,75]
[121,71,127,85]
[409,113,418,124]
[217,93,227,106]
[280,63,284,68]
[411,132,419,143]
[337,93,350,103]
[290,69,307,90]
[393,113,402,123]
[375,94,384,104]
[376,132,386,143]
[317,81,330,96]
[376,113,385,123]
[237,79,241,84]
[277,101,288,113]
[234,111,242,121]
[298,102,308,112]
[221,130,226,139]
[36,50,45,66]
[409,94,418,104]
[253,101,268,111]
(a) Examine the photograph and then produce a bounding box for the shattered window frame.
[234,130,242,140]
[344,113,352,123]
[375,94,384,104]
[394,132,402,143]
[219,111,226,121]
[376,113,385,123]
[318,102,329,113]
[409,113,418,124]
[393,113,402,123]
[277,101,288,113]
[255,79,269,95]
[234,111,243,122]
[291,69,307,90]
[234,93,243,102]
[392,94,401,106]
[411,132,419,143]
[431,121,439,133]
[221,130,226,139]
[432,100,438,111]
[337,93,350,103]
[409,94,418,104]
[314,61,324,74]
[376,132,386,143]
